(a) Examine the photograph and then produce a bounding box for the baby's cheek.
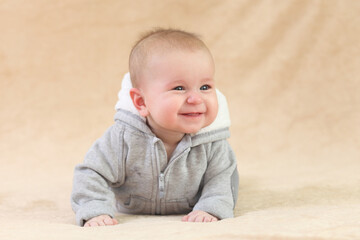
[207,98,219,124]
[159,104,178,123]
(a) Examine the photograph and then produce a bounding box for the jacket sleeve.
[192,140,239,219]
[70,124,125,226]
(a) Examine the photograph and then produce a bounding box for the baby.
[71,28,239,227]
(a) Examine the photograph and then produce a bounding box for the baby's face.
[138,49,218,135]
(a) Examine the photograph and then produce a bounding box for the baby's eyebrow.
[166,80,185,88]
[200,78,215,83]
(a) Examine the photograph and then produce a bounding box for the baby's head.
[129,28,213,87]
[129,28,218,135]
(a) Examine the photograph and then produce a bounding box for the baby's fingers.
[185,212,198,222]
[186,212,203,222]
[85,221,100,227]
[181,215,189,222]
[84,215,118,227]
[182,211,218,223]
[195,215,205,222]
[104,217,118,225]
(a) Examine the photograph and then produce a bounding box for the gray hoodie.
[71,74,239,226]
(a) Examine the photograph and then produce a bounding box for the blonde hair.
[129,28,212,87]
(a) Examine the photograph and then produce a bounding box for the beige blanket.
[1,1,359,239]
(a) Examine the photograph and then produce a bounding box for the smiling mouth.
[180,112,203,117]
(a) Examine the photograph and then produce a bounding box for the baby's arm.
[71,124,125,226]
[191,140,238,220]
[84,215,118,227]
[182,210,218,222]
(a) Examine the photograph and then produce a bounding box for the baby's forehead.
[130,30,213,87]
[139,32,210,55]
[150,47,210,60]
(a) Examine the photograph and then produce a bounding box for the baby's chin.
[184,122,214,134]
[182,127,203,134]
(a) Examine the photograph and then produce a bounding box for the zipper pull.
[159,173,165,198]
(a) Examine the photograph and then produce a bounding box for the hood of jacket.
[114,73,231,146]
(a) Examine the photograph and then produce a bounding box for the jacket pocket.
[165,198,193,214]
[119,195,152,214]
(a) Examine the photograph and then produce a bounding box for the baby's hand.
[84,215,118,227]
[181,210,218,222]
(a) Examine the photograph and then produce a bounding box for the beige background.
[1,0,359,239]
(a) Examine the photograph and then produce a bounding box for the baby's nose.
[187,92,203,104]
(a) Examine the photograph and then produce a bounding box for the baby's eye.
[200,85,211,90]
[173,86,184,91]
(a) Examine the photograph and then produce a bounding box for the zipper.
[155,172,165,215]
[154,140,164,215]
[158,173,165,199]
[154,140,190,214]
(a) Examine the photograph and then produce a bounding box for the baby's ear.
[129,88,149,117]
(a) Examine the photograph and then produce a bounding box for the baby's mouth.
[180,112,203,116]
